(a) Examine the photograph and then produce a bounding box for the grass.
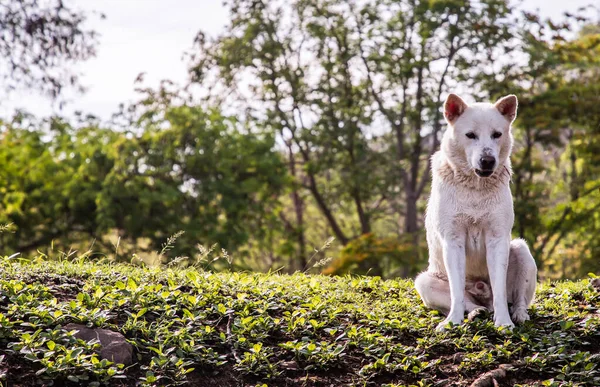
[0,255,599,386]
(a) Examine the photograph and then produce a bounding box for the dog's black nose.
[479,156,496,170]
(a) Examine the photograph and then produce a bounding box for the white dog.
[415,94,537,331]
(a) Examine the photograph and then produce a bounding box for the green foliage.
[0,106,288,265]
[0,115,119,254]
[491,19,600,278]
[185,0,600,278]
[189,0,521,249]
[1,0,599,279]
[323,233,425,277]
[97,105,288,261]
[1,255,599,386]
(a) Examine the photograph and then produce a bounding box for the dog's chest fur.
[449,191,501,280]
[427,151,513,280]
[464,220,490,280]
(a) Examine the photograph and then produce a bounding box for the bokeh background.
[1,0,599,279]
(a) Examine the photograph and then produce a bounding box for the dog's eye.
[466,132,477,140]
[492,132,502,139]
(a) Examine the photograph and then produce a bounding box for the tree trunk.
[307,173,349,245]
[404,192,419,235]
[404,62,424,237]
[287,144,307,271]
[352,188,371,235]
[515,127,533,240]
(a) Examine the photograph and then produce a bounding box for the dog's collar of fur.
[433,152,512,190]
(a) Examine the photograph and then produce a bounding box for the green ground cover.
[0,257,598,386]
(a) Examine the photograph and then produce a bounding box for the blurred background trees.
[0,0,599,279]
[0,0,98,98]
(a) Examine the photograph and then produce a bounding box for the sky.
[1,0,598,121]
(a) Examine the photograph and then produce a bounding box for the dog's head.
[442,94,517,178]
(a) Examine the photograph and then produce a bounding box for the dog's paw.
[511,307,530,324]
[436,317,463,332]
[467,307,490,322]
[493,316,515,330]
[435,321,451,332]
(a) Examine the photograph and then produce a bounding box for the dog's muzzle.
[476,156,496,177]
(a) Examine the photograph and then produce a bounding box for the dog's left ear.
[495,95,518,122]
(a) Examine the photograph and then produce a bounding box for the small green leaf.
[127,277,138,291]
[71,347,84,358]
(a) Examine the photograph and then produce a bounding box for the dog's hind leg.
[506,239,537,323]
[415,271,486,316]
[415,272,451,315]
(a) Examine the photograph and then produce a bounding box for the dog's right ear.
[444,94,468,124]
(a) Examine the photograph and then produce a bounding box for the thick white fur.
[415,94,537,331]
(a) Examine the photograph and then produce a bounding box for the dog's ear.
[495,94,518,122]
[444,94,468,124]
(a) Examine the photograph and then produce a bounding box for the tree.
[97,103,289,262]
[188,0,524,270]
[0,114,119,254]
[481,13,600,277]
[0,0,99,98]
[0,102,288,267]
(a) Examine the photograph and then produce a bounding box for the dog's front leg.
[437,236,466,331]
[486,236,514,328]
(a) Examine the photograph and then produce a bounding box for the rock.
[469,364,511,387]
[64,323,133,365]
[591,278,600,292]
[450,352,465,363]
[280,360,300,370]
